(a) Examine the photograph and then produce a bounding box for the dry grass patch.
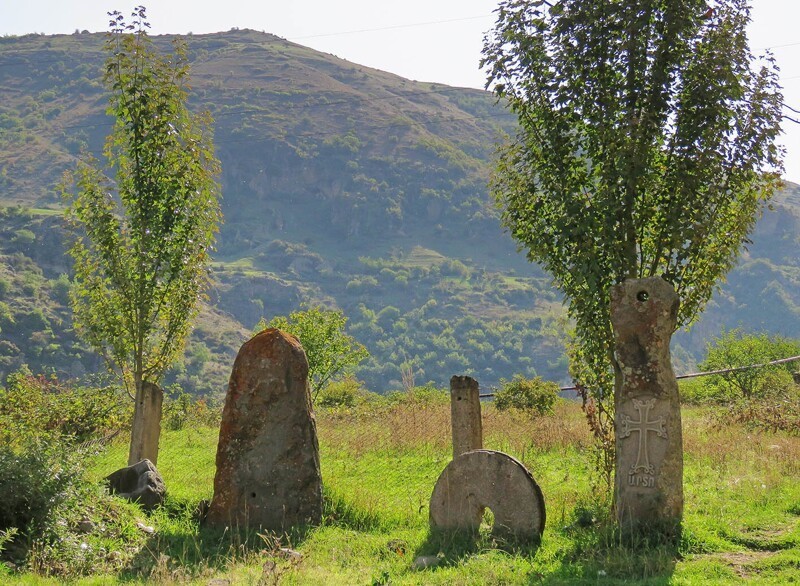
[317,401,451,457]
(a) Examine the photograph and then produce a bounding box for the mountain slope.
[1,30,799,394]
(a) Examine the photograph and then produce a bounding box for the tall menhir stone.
[206,329,322,531]
[610,277,683,539]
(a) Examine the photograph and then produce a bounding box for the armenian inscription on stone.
[620,398,666,488]
[610,277,683,538]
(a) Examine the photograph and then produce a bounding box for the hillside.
[1,29,799,394]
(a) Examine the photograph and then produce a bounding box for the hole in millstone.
[636,290,649,302]
[479,507,495,537]
[250,492,257,499]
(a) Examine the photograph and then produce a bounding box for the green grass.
[7,402,799,584]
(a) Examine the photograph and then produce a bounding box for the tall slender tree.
[63,6,221,464]
[482,0,783,477]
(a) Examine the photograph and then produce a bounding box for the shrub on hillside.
[711,396,800,435]
[700,329,800,403]
[386,384,449,407]
[0,438,144,577]
[494,375,559,416]
[163,386,221,430]
[677,377,714,405]
[0,370,128,444]
[0,439,81,540]
[317,376,373,408]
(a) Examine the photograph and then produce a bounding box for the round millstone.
[429,449,545,541]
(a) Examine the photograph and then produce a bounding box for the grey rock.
[276,547,303,561]
[412,555,441,570]
[105,459,166,511]
[76,518,95,534]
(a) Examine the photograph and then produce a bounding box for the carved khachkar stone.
[611,277,683,538]
[429,449,545,541]
[206,329,322,531]
[450,375,482,458]
[128,381,163,466]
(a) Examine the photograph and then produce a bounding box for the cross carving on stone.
[619,397,667,476]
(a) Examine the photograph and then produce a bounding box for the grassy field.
[12,400,800,584]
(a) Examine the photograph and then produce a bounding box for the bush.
[49,273,72,305]
[0,370,128,445]
[163,386,221,430]
[0,439,81,538]
[0,437,144,577]
[317,376,372,408]
[678,377,715,405]
[386,384,449,407]
[711,396,800,435]
[494,375,559,416]
[700,329,800,402]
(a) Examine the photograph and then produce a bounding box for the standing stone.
[128,381,163,466]
[450,375,482,458]
[610,277,683,538]
[206,328,322,531]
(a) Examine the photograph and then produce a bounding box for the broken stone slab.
[206,328,322,531]
[450,375,482,458]
[429,449,545,541]
[128,381,163,466]
[610,276,683,538]
[105,459,166,511]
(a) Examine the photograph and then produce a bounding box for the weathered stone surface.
[429,449,545,541]
[128,381,163,466]
[611,277,683,537]
[412,555,441,570]
[206,328,322,531]
[450,375,482,458]
[105,459,166,511]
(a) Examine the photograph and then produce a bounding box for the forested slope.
[0,30,798,394]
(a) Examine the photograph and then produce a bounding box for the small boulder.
[105,459,166,511]
[412,555,441,570]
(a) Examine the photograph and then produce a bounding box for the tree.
[256,306,369,401]
[62,7,221,464]
[494,375,559,416]
[482,0,783,461]
[700,329,800,401]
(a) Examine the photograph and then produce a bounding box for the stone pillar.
[206,329,322,531]
[128,381,163,466]
[610,277,683,539]
[450,375,482,459]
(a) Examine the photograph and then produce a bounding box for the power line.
[479,354,800,397]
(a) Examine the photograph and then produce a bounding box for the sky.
[2,0,800,182]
